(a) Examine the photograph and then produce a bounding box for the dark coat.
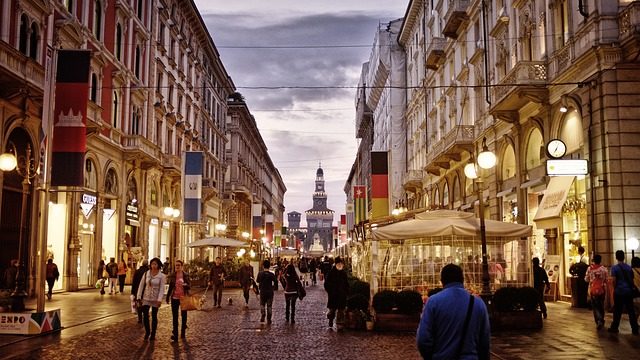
[239,264,254,287]
[131,265,149,297]
[284,271,301,293]
[166,271,191,302]
[257,270,277,298]
[324,266,349,309]
[209,264,226,285]
[106,262,118,278]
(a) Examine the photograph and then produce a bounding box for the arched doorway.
[0,128,35,292]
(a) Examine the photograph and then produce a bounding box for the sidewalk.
[1,286,638,359]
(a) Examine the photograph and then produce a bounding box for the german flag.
[371,151,389,219]
[353,185,367,225]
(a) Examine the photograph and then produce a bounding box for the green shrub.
[350,280,371,300]
[347,294,370,312]
[493,287,539,312]
[372,290,398,314]
[396,289,424,315]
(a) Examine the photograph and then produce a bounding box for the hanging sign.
[546,159,588,176]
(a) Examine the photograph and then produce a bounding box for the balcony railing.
[403,170,423,191]
[443,0,470,39]
[492,61,548,111]
[0,40,45,91]
[162,153,181,172]
[122,135,161,162]
[425,125,474,174]
[426,37,446,70]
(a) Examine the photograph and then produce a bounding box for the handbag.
[180,294,201,311]
[296,279,306,300]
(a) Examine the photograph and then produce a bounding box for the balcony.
[443,0,470,39]
[202,178,219,202]
[426,37,446,70]
[403,170,423,191]
[0,40,45,94]
[162,153,182,177]
[122,135,161,168]
[490,61,548,121]
[620,1,640,43]
[425,125,474,175]
[355,86,373,139]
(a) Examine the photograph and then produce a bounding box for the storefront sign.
[126,204,139,226]
[82,193,97,205]
[0,309,61,335]
[546,159,588,176]
[80,193,97,219]
[533,176,575,229]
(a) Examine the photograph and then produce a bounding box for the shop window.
[562,176,588,287]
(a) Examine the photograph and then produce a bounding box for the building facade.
[389,0,640,300]
[305,166,334,252]
[0,0,284,298]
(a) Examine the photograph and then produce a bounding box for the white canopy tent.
[360,210,533,296]
[186,237,249,248]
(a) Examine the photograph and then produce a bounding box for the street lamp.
[0,142,38,312]
[627,237,639,258]
[464,137,496,299]
[215,223,227,236]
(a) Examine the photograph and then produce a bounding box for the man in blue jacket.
[417,264,490,360]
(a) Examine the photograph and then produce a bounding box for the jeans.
[212,282,223,306]
[141,305,159,337]
[46,278,55,298]
[590,294,605,326]
[535,285,547,315]
[118,274,126,293]
[242,284,251,304]
[260,294,274,320]
[328,307,346,325]
[310,271,317,285]
[109,278,117,294]
[171,298,188,337]
[285,293,297,321]
[610,293,639,331]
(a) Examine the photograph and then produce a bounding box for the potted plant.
[491,286,543,331]
[346,293,370,330]
[372,289,422,332]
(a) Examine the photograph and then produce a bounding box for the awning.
[533,176,575,229]
[186,237,249,248]
[496,187,515,198]
[520,177,546,189]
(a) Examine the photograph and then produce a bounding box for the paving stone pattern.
[1,286,638,359]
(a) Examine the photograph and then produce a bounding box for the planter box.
[491,311,543,331]
[374,313,420,332]
[224,280,241,288]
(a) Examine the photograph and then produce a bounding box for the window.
[156,71,163,93]
[131,107,140,135]
[112,92,119,128]
[151,183,158,207]
[29,23,38,60]
[137,0,143,20]
[115,23,122,61]
[167,129,173,154]
[134,45,141,78]
[90,73,98,102]
[19,15,28,55]
[94,1,102,40]
[65,0,74,14]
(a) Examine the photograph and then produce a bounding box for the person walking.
[632,257,640,326]
[166,259,190,341]
[308,258,318,286]
[608,250,639,335]
[131,259,149,323]
[239,258,254,308]
[585,254,608,329]
[319,256,331,282]
[137,257,166,341]
[532,257,550,319]
[324,256,349,329]
[256,259,277,324]
[208,256,226,308]
[416,264,490,360]
[106,257,118,295]
[45,259,60,300]
[97,259,107,295]
[163,257,171,275]
[283,263,301,323]
[117,259,127,294]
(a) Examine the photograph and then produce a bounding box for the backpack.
[589,267,606,296]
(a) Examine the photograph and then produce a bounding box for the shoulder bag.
[296,277,306,300]
[454,294,475,359]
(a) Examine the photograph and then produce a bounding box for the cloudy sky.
[194,0,407,226]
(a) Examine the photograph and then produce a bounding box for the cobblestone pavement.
[1,286,639,360]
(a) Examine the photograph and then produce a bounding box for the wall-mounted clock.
[546,139,566,159]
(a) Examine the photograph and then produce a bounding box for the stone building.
[305,166,334,252]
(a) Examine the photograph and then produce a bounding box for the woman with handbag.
[166,259,190,341]
[283,263,301,323]
[137,257,166,341]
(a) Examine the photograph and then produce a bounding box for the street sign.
[546,159,588,176]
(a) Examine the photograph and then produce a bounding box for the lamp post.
[464,138,497,299]
[627,237,639,259]
[0,143,38,312]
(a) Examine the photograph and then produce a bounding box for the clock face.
[547,139,566,158]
